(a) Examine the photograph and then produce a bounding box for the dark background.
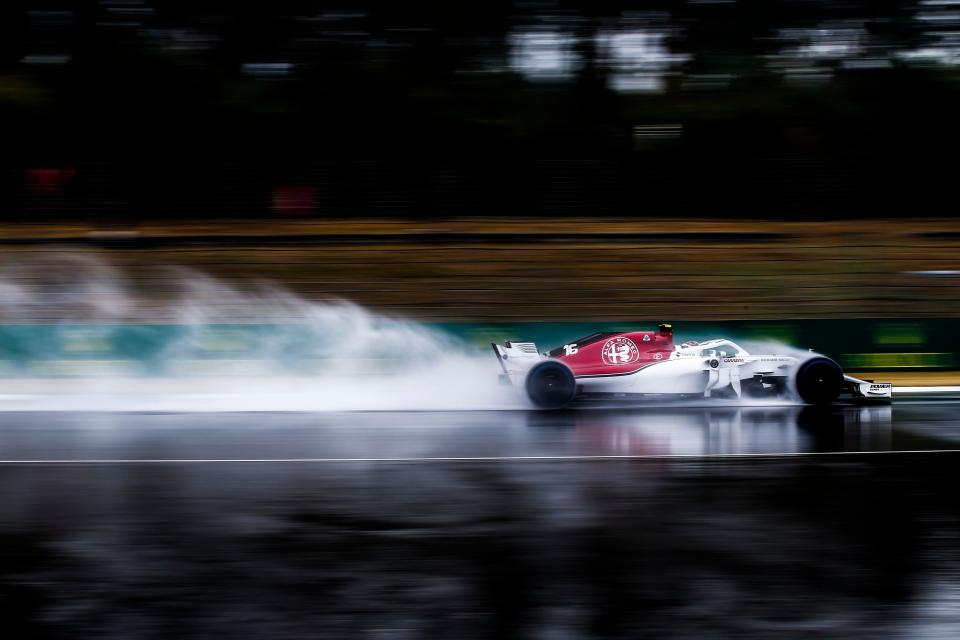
[1,0,957,221]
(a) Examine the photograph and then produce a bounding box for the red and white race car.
[492,324,892,409]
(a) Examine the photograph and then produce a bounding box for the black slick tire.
[525,361,577,409]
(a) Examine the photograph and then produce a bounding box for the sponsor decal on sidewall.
[602,337,640,365]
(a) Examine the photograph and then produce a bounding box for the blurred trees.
[0,0,958,219]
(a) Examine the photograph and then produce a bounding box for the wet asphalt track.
[4,402,960,638]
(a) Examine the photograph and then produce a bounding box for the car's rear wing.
[492,341,543,385]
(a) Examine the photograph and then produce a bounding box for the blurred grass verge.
[1,216,959,321]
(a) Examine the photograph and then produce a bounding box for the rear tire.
[525,361,577,409]
[795,357,844,406]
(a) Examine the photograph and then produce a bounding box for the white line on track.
[1,450,960,464]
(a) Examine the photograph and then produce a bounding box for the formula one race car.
[492,324,892,409]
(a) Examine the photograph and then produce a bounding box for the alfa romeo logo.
[601,337,640,365]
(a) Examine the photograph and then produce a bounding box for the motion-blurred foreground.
[3,406,960,638]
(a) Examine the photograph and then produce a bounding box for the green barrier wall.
[0,320,956,375]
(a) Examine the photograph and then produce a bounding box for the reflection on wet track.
[0,402,923,461]
[530,404,896,456]
[3,404,960,638]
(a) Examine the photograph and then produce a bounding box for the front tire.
[795,357,844,406]
[525,361,577,409]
